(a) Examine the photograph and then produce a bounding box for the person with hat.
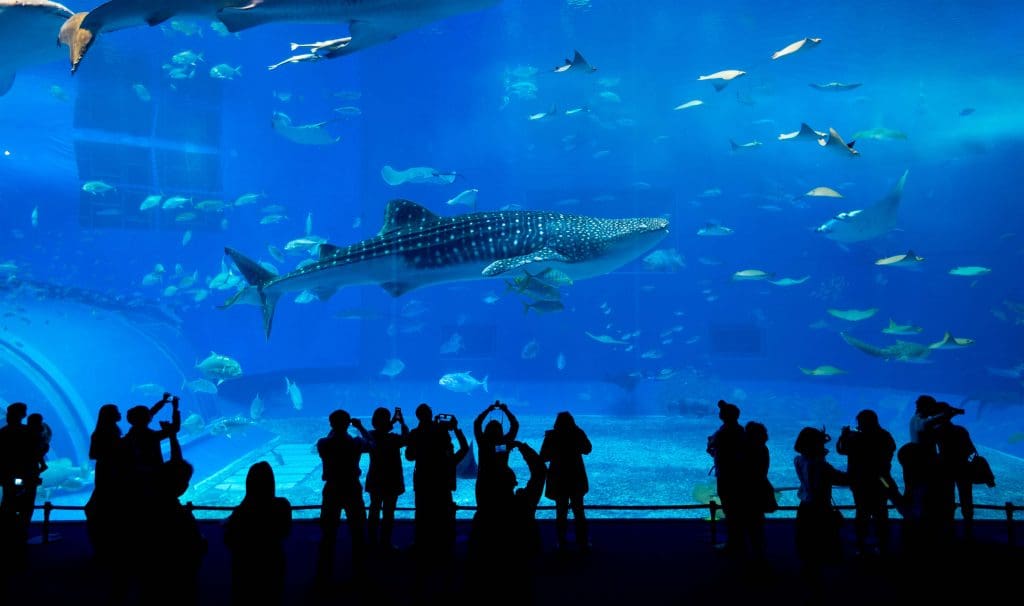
[794,426,849,568]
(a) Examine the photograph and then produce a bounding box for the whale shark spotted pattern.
[223,199,669,338]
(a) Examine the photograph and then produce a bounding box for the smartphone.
[495,444,508,454]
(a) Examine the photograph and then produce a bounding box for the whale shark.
[59,0,499,73]
[0,0,74,95]
[816,170,908,243]
[222,199,670,338]
[840,332,931,363]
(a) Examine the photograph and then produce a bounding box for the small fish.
[209,64,242,80]
[697,69,745,91]
[799,365,846,376]
[697,223,733,237]
[260,215,288,225]
[521,339,539,360]
[49,85,69,102]
[162,196,191,209]
[959,107,975,117]
[380,358,405,378]
[585,332,628,345]
[285,377,303,410]
[185,378,218,394]
[729,140,762,151]
[305,212,313,236]
[809,82,861,92]
[805,187,843,198]
[949,266,990,277]
[133,83,151,102]
[182,230,192,247]
[768,276,810,286]
[732,269,773,281]
[294,290,316,304]
[882,319,923,336]
[30,207,38,228]
[556,353,566,371]
[140,194,162,210]
[439,333,464,354]
[447,189,478,207]
[234,193,264,206]
[523,300,565,314]
[333,106,362,117]
[172,50,203,65]
[82,181,115,195]
[482,292,500,305]
[438,371,488,393]
[674,99,703,111]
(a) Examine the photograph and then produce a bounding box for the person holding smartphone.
[473,401,520,512]
[365,406,409,550]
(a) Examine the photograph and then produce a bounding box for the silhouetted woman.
[366,406,408,550]
[224,461,293,606]
[474,401,520,512]
[85,403,124,559]
[793,427,848,570]
[540,411,592,551]
[744,420,771,559]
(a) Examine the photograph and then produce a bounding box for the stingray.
[0,0,74,95]
[271,111,340,145]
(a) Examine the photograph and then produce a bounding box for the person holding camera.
[365,406,409,551]
[0,402,38,550]
[316,409,372,579]
[405,403,469,561]
[540,410,592,552]
[122,393,181,503]
[473,400,520,513]
[835,409,897,556]
[934,402,980,540]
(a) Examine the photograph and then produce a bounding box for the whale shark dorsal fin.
[318,243,342,259]
[482,248,569,277]
[379,199,440,235]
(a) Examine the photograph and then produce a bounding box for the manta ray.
[222,199,669,337]
[0,0,74,95]
[816,170,909,243]
[58,0,499,73]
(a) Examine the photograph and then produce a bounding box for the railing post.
[186,501,195,514]
[709,501,718,546]
[42,501,52,544]
[1006,502,1015,546]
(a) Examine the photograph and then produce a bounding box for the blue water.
[0,0,1022,515]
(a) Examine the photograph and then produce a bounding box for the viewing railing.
[35,501,1021,547]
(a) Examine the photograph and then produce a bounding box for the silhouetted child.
[224,461,293,606]
[836,409,897,556]
[474,400,520,513]
[25,413,51,473]
[706,400,747,554]
[316,409,372,579]
[365,406,408,550]
[540,411,592,551]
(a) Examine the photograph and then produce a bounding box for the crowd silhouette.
[0,392,1004,605]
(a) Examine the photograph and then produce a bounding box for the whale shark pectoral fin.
[380,282,414,297]
[321,21,400,59]
[58,12,94,74]
[0,70,15,96]
[482,249,569,277]
[217,5,273,33]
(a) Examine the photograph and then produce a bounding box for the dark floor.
[2,518,1022,605]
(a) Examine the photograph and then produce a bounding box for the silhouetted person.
[405,404,469,561]
[900,395,964,547]
[25,413,51,474]
[85,403,125,560]
[836,409,897,556]
[706,400,747,554]
[540,411,592,551]
[0,402,38,552]
[468,439,547,603]
[316,409,371,580]
[744,420,771,559]
[224,461,293,606]
[474,400,520,513]
[365,406,408,550]
[934,403,978,540]
[144,410,206,606]
[122,394,179,504]
[794,427,848,573]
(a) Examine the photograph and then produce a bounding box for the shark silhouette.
[58,0,499,73]
[222,199,670,338]
[816,170,909,243]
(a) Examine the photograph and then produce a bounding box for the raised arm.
[351,418,374,452]
[502,403,520,441]
[474,405,491,443]
[453,421,470,464]
[149,393,171,417]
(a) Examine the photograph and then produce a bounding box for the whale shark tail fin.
[224,247,280,339]
[58,12,94,75]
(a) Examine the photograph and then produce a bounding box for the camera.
[434,413,456,430]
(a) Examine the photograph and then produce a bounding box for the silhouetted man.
[836,409,897,555]
[0,402,37,550]
[316,409,371,580]
[706,400,747,554]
